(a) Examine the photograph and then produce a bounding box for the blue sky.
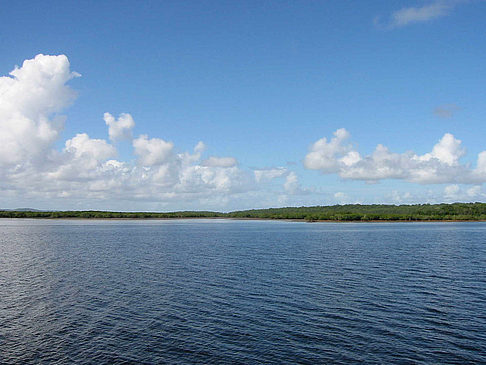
[1,0,486,211]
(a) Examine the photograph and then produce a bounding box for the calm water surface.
[0,219,485,364]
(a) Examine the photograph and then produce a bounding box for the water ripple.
[0,220,485,364]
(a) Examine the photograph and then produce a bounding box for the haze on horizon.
[1,0,485,211]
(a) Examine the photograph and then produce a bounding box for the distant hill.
[1,203,486,221]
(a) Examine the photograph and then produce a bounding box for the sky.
[1,0,486,211]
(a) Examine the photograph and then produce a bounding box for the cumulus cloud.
[45,138,117,183]
[444,184,485,201]
[133,135,174,166]
[202,156,238,168]
[284,172,299,194]
[4,54,483,211]
[254,168,288,183]
[303,128,356,172]
[305,129,486,184]
[444,184,460,199]
[376,0,464,29]
[65,133,116,162]
[0,54,301,209]
[419,132,465,165]
[0,54,79,166]
[475,152,486,175]
[104,112,135,141]
[194,141,206,153]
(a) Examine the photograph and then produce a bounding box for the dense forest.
[2,203,486,221]
[0,210,222,219]
[227,203,486,221]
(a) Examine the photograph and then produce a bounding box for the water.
[0,219,485,364]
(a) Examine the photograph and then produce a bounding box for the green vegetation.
[0,210,222,219]
[228,203,486,221]
[2,203,486,221]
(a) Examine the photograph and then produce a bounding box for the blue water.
[0,219,485,364]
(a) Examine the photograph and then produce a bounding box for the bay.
[0,219,485,364]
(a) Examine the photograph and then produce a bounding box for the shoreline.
[3,203,486,222]
[1,216,485,223]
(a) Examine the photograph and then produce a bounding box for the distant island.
[2,203,486,221]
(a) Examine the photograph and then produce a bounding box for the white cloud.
[254,168,288,183]
[443,184,485,201]
[202,156,238,168]
[333,191,349,204]
[133,135,174,166]
[0,54,303,210]
[334,192,346,199]
[389,190,413,204]
[303,128,355,172]
[419,132,465,165]
[467,185,482,198]
[444,184,460,199]
[305,129,486,184]
[474,151,486,174]
[393,1,452,26]
[104,112,135,141]
[194,141,206,153]
[284,172,299,194]
[377,0,464,29]
[43,134,118,182]
[65,133,116,162]
[0,54,78,166]
[2,54,484,211]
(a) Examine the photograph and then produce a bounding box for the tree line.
[227,203,486,221]
[2,203,486,221]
